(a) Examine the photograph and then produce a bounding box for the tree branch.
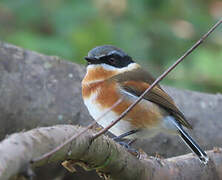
[0,125,221,180]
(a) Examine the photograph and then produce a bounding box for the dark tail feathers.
[175,122,208,164]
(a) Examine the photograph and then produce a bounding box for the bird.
[81,45,208,164]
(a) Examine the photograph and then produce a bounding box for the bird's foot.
[114,140,139,157]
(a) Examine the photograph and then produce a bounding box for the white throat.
[87,62,140,72]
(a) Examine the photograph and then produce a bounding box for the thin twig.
[31,98,123,163]
[93,18,222,140]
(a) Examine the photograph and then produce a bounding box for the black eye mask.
[85,54,134,68]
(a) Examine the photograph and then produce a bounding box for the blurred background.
[0,1,221,179]
[0,0,222,93]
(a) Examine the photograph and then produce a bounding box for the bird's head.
[83,45,139,84]
[85,45,134,69]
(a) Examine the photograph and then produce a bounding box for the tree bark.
[0,41,89,138]
[0,41,222,158]
[0,125,221,180]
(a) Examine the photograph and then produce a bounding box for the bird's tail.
[173,121,209,164]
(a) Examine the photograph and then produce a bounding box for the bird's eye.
[108,53,121,65]
[109,57,116,64]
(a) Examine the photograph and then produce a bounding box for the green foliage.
[0,0,221,92]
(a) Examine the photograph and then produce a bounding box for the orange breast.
[82,81,103,98]
[82,65,163,129]
[93,81,163,129]
[82,66,117,84]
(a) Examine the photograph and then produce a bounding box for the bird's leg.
[113,130,139,156]
[113,129,139,142]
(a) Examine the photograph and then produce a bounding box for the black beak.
[84,56,101,65]
[84,56,96,62]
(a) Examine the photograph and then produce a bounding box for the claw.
[116,140,139,157]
